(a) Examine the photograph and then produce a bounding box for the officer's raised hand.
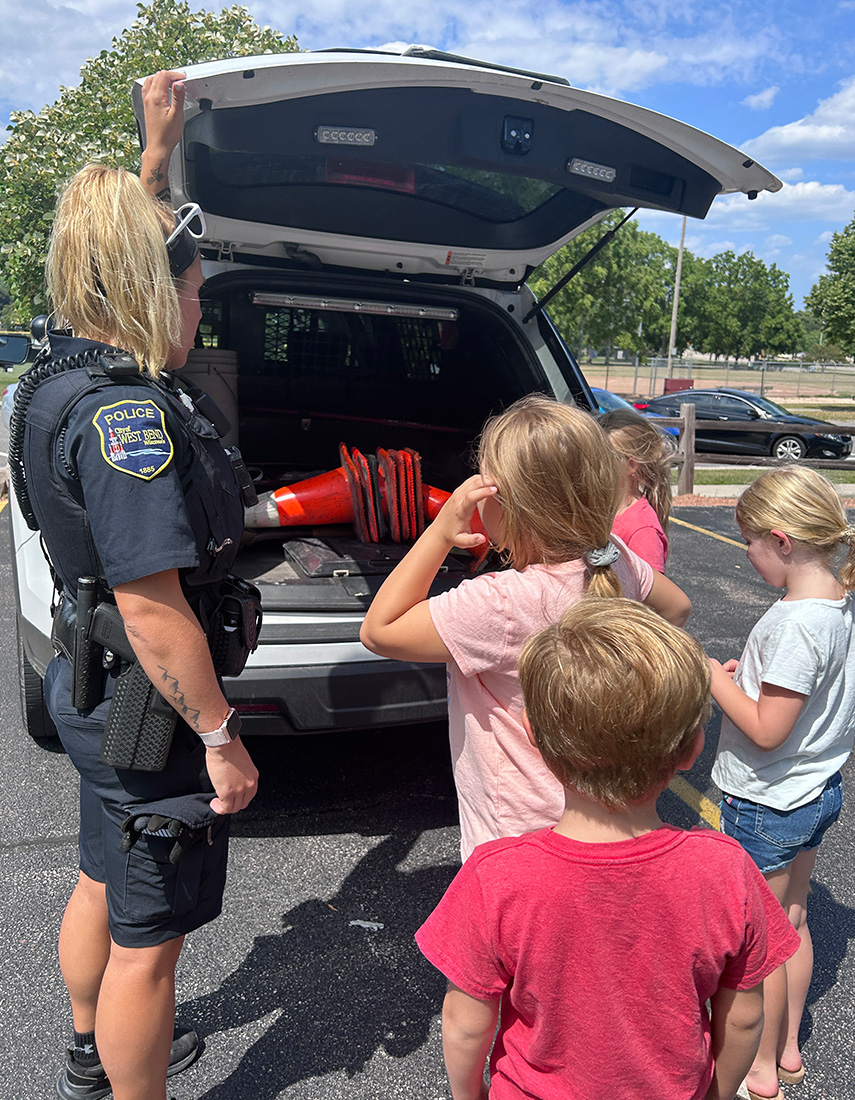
[140,69,186,200]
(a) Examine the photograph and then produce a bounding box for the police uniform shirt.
[49,334,229,589]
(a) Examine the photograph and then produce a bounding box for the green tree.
[697,251,764,361]
[0,0,297,321]
[0,280,12,327]
[529,213,680,361]
[805,342,847,362]
[689,250,801,362]
[761,264,803,358]
[671,250,713,356]
[805,211,855,356]
[795,309,822,351]
[531,227,802,366]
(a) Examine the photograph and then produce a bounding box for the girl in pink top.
[601,408,672,572]
[360,395,691,858]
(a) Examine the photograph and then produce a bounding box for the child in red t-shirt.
[601,408,672,572]
[416,599,799,1100]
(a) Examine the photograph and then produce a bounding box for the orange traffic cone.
[244,452,489,561]
[244,467,354,528]
[423,485,490,550]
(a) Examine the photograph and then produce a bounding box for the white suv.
[10,47,779,742]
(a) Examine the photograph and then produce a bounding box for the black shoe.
[56,1025,201,1099]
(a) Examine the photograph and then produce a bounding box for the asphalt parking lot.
[1,497,853,1099]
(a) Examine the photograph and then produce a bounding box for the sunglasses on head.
[166,202,206,246]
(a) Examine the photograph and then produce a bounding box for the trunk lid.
[133,48,781,285]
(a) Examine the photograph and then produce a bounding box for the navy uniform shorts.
[46,656,230,948]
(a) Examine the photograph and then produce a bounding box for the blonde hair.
[599,409,672,532]
[477,395,624,596]
[736,466,855,591]
[520,598,710,810]
[46,163,180,377]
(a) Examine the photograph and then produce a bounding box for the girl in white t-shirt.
[600,408,672,572]
[360,395,691,860]
[710,465,855,1100]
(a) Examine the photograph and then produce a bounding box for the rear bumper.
[225,658,448,734]
[17,609,449,736]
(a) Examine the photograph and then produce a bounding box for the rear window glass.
[203,149,562,224]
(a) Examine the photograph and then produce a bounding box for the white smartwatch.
[198,707,242,747]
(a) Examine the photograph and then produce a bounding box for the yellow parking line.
[0,498,6,514]
[668,775,721,830]
[670,516,743,549]
[667,515,734,826]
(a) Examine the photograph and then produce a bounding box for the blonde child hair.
[520,597,710,810]
[477,394,625,596]
[46,163,180,377]
[736,466,855,591]
[599,408,672,533]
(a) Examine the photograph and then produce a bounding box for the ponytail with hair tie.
[584,541,623,597]
[584,543,621,568]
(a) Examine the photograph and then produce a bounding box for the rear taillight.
[632,402,650,410]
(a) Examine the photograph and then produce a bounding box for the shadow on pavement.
[233,721,459,838]
[180,830,456,1099]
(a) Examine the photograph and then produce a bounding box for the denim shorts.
[719,772,843,874]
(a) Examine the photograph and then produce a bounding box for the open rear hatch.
[134,48,781,286]
[133,49,782,609]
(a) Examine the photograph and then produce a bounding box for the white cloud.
[742,84,779,110]
[744,76,855,164]
[0,0,141,114]
[765,233,793,248]
[696,180,855,233]
[818,230,835,241]
[777,167,804,181]
[786,251,829,283]
[0,0,821,127]
[260,0,788,96]
[636,180,853,266]
[702,240,737,255]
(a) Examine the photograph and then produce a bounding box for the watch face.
[226,709,242,739]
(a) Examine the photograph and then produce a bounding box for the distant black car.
[591,388,679,436]
[634,388,851,460]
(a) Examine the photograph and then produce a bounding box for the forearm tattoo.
[157,665,201,730]
[145,158,172,203]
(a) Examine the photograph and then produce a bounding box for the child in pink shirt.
[416,599,798,1100]
[601,408,672,571]
[361,395,691,858]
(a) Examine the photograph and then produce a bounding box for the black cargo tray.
[282,536,469,578]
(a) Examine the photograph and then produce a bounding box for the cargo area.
[189,274,545,610]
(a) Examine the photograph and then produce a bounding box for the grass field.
[589,360,855,409]
[686,468,855,486]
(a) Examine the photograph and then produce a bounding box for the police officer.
[13,72,258,1100]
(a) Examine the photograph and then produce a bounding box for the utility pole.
[666,216,687,378]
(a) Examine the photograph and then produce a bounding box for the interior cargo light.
[250,292,459,322]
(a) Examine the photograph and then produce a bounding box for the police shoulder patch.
[92,400,174,480]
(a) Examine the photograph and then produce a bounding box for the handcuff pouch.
[207,574,263,678]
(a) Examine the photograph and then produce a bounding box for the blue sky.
[1,0,854,307]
